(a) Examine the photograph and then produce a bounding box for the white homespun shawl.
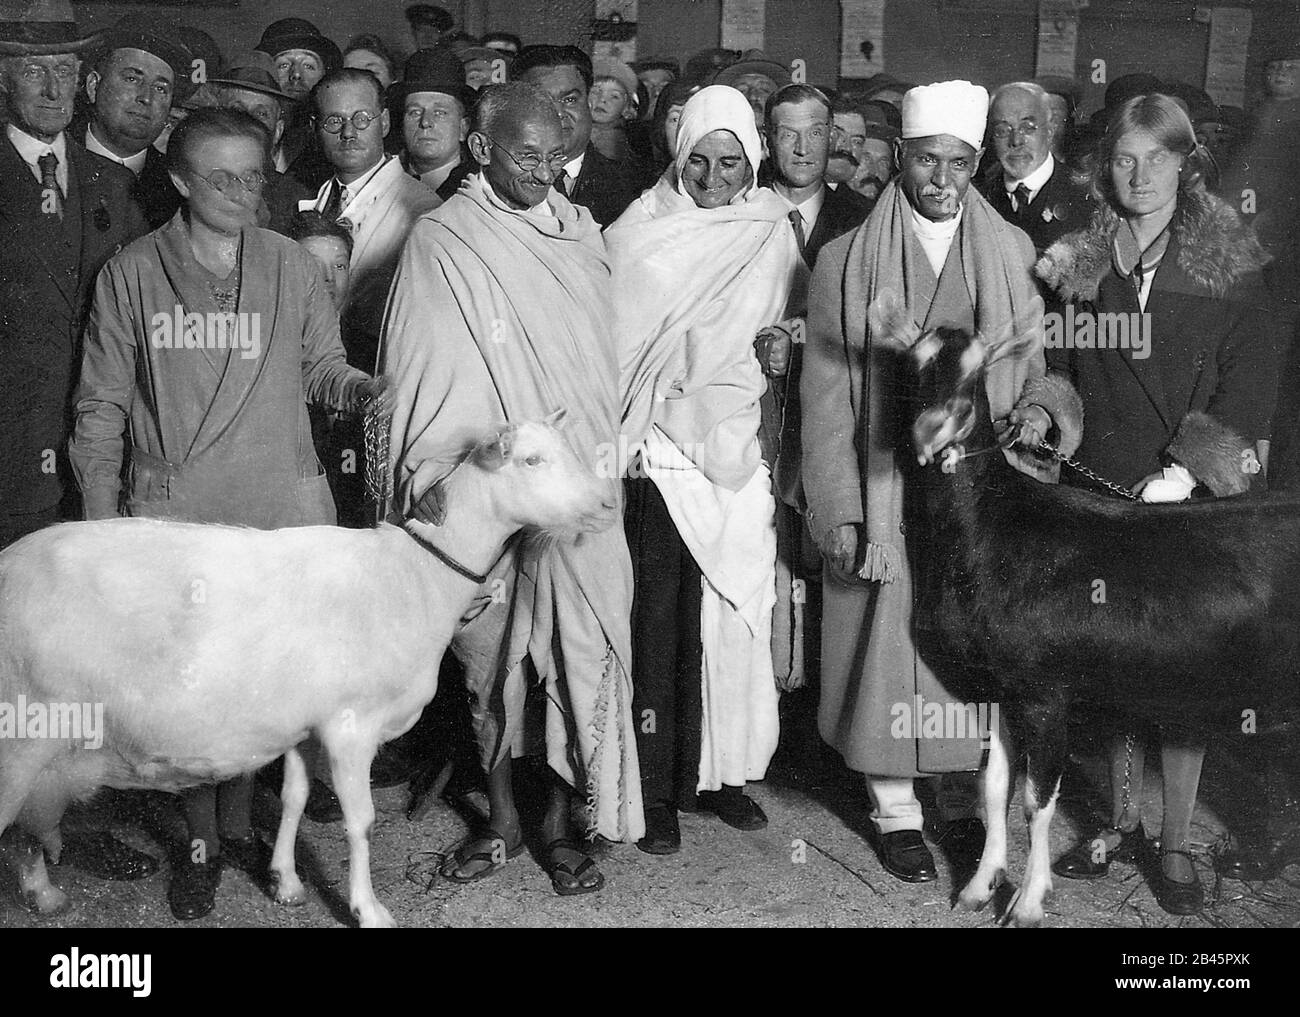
[609,85,800,790]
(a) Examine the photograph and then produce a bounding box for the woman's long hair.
[1089,93,1217,210]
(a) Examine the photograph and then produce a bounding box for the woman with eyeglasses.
[607,85,801,853]
[69,107,389,922]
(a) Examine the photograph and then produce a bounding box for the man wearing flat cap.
[406,4,454,51]
[80,13,193,228]
[0,0,152,889]
[801,81,1079,883]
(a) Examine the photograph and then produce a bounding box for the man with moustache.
[80,14,192,228]
[394,46,476,202]
[801,81,1076,883]
[979,81,1091,256]
[0,0,151,885]
[381,82,643,894]
[513,44,641,226]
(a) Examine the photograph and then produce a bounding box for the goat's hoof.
[355,902,397,929]
[957,868,1006,912]
[271,873,307,907]
[21,885,70,916]
[1000,887,1046,928]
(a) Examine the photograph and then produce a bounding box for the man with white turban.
[799,81,1081,882]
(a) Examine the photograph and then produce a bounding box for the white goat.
[0,414,615,928]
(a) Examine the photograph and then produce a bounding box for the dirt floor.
[2,693,1297,930]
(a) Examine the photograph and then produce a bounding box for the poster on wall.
[1036,0,1080,78]
[840,0,886,78]
[721,0,766,53]
[1206,7,1252,108]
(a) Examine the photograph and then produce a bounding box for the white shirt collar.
[7,124,68,189]
[305,155,396,227]
[782,185,826,236]
[908,201,963,277]
[1004,152,1055,197]
[84,125,149,176]
[562,150,585,181]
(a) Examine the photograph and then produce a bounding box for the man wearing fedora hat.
[0,0,154,885]
[79,13,193,228]
[208,50,312,234]
[393,46,475,203]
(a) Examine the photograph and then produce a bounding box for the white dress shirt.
[1005,152,1055,211]
[782,185,826,239]
[84,126,149,177]
[7,124,68,193]
[909,202,963,277]
[304,155,395,225]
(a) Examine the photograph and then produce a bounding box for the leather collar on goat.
[408,529,490,585]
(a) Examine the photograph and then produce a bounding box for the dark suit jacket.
[804,183,874,269]
[771,183,875,508]
[0,136,148,517]
[134,145,182,229]
[980,160,1093,256]
[570,143,643,228]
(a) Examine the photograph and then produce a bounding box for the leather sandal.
[542,838,604,896]
[440,828,524,883]
[1053,822,1147,880]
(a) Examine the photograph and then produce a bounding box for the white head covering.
[901,80,989,152]
[672,84,763,204]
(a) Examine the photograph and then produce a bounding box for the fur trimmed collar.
[1035,187,1268,302]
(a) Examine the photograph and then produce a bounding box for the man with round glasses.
[302,68,439,378]
[979,81,1091,255]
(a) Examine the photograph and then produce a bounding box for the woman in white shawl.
[608,85,801,852]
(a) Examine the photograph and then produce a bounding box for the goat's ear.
[980,297,1045,367]
[868,290,919,350]
[542,407,568,428]
[471,429,513,471]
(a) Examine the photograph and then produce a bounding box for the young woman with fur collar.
[1009,94,1277,915]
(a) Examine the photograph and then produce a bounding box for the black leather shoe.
[1053,823,1147,880]
[1215,842,1288,882]
[878,830,938,883]
[696,788,768,831]
[637,803,682,855]
[168,855,221,921]
[1152,849,1204,916]
[56,831,159,882]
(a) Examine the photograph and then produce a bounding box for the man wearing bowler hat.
[393,46,476,203]
[0,0,153,885]
[207,50,312,234]
[80,13,193,228]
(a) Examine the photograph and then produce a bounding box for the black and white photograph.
[0,0,1296,973]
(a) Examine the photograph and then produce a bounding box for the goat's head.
[866,292,1043,467]
[467,409,618,537]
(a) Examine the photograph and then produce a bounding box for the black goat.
[890,313,1300,927]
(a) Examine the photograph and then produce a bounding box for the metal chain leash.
[1119,731,1136,827]
[1038,440,1139,501]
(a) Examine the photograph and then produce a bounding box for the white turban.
[901,80,989,152]
[672,84,763,203]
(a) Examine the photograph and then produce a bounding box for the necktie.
[1014,183,1032,216]
[554,169,569,197]
[321,179,343,221]
[38,152,63,221]
[789,208,807,257]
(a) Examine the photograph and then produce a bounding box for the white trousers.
[866,773,981,834]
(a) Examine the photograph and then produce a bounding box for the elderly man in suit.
[80,14,192,228]
[0,0,153,883]
[513,44,642,227]
[979,81,1091,256]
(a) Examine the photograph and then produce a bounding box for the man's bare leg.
[539,769,603,893]
[442,757,523,879]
